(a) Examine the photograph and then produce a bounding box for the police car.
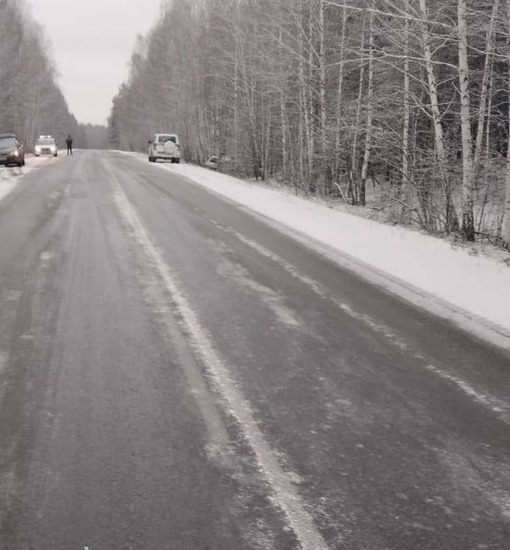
[34,135,58,157]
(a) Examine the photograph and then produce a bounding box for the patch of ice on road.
[216,253,301,328]
[426,365,510,424]
[437,444,510,523]
[208,215,412,352]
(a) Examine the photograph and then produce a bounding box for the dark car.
[0,134,25,167]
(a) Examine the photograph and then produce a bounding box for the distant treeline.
[0,0,108,150]
[0,0,78,147]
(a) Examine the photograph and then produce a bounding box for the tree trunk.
[307,3,315,190]
[279,27,288,181]
[238,45,263,180]
[360,10,375,207]
[419,0,458,233]
[402,16,411,191]
[334,5,347,180]
[351,12,367,204]
[398,6,414,223]
[299,0,312,186]
[502,0,510,247]
[233,49,239,172]
[474,0,499,171]
[319,0,328,193]
[458,0,475,241]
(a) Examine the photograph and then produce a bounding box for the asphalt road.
[0,151,509,550]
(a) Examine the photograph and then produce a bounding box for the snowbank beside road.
[127,153,510,342]
[0,175,19,204]
[0,156,49,204]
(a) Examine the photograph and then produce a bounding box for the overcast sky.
[30,0,164,125]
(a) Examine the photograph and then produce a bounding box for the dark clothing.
[66,136,73,156]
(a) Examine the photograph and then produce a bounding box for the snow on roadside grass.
[0,156,48,203]
[126,153,510,338]
[0,175,19,203]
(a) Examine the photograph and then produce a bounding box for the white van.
[148,134,181,163]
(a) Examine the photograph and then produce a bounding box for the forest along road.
[0,150,509,550]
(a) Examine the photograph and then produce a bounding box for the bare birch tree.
[418,0,458,232]
[458,0,475,241]
[502,0,510,247]
[360,9,375,206]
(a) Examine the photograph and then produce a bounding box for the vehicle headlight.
[12,151,19,157]
[35,146,41,153]
[50,146,56,152]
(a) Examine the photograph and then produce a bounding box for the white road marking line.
[110,174,331,550]
[217,253,301,328]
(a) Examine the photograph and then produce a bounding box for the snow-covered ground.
[123,152,510,348]
[0,156,50,203]
[0,165,25,203]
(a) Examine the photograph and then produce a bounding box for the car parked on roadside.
[0,134,25,167]
[34,135,58,157]
[148,133,181,163]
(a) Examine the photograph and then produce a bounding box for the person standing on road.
[66,135,73,156]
